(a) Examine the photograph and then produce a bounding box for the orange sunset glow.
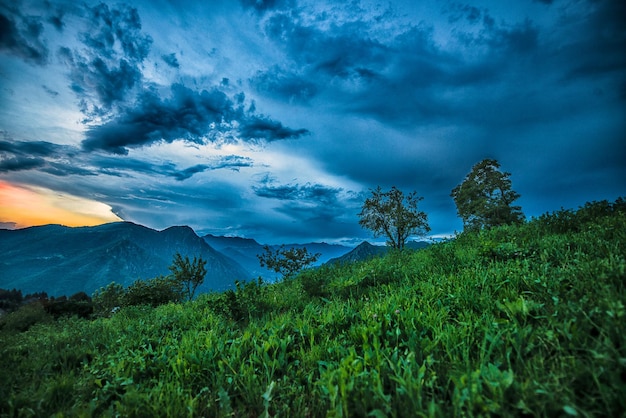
[0,180,123,229]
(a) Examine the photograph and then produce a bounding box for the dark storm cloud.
[82,85,235,154]
[82,83,308,154]
[250,175,364,241]
[446,4,483,24]
[72,57,143,111]
[79,3,151,62]
[251,66,317,103]
[560,0,626,82]
[255,4,546,127]
[0,156,46,172]
[240,0,293,13]
[253,177,342,203]
[60,3,151,118]
[257,10,453,124]
[0,139,63,156]
[96,155,253,181]
[171,156,254,181]
[0,10,48,65]
[47,13,64,31]
[264,11,388,78]
[253,176,354,221]
[482,18,539,53]
[0,137,249,180]
[161,53,180,68]
[239,117,309,141]
[42,162,96,177]
[0,138,94,176]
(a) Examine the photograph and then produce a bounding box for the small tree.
[169,253,207,300]
[451,158,524,231]
[257,245,321,279]
[358,186,430,250]
[92,282,126,317]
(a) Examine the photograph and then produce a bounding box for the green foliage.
[0,288,23,312]
[125,275,183,307]
[92,282,126,317]
[258,245,321,279]
[43,298,94,319]
[358,186,430,249]
[206,278,270,323]
[0,302,52,332]
[169,252,207,300]
[1,198,625,417]
[92,276,183,317]
[451,158,524,231]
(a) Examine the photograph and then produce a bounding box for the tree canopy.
[358,186,430,250]
[168,253,207,301]
[451,158,524,231]
[257,245,321,279]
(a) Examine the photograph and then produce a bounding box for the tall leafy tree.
[257,245,321,279]
[358,186,430,250]
[451,158,524,231]
[169,253,207,300]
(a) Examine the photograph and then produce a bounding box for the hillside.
[202,234,273,280]
[0,222,250,296]
[326,240,430,265]
[325,241,387,264]
[1,199,624,416]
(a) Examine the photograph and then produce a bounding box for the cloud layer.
[0,0,624,243]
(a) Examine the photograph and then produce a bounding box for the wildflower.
[394,309,401,314]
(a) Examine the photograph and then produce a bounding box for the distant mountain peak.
[0,222,250,296]
[326,241,387,265]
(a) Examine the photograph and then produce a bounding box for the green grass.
[1,199,625,417]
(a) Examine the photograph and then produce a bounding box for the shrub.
[208,278,269,322]
[92,282,126,317]
[300,267,331,298]
[125,276,183,307]
[0,302,52,332]
[43,299,93,319]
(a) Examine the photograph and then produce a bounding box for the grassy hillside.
[1,199,625,417]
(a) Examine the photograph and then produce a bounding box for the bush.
[92,282,126,317]
[0,302,52,332]
[208,278,269,322]
[300,267,331,298]
[43,299,93,319]
[125,276,184,307]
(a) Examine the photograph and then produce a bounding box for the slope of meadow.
[1,199,625,417]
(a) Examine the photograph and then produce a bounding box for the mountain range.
[202,234,351,280]
[0,222,352,296]
[0,222,430,297]
[0,222,251,296]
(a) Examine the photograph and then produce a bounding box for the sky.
[0,0,624,245]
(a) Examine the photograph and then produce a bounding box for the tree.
[257,245,321,279]
[451,158,524,231]
[358,186,430,250]
[169,253,207,300]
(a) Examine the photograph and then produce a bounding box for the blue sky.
[1,0,624,244]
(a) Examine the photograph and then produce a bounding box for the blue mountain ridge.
[0,222,428,297]
[0,222,250,296]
